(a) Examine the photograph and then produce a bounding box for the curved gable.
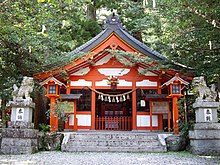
[68,14,166,61]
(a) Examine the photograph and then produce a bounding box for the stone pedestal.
[9,101,35,123]
[0,100,38,154]
[189,101,220,156]
[193,101,219,123]
[189,123,220,155]
[1,128,38,154]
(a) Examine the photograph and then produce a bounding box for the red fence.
[95,117,132,131]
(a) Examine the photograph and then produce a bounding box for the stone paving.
[0,151,219,165]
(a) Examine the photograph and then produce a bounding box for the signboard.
[204,109,212,122]
[58,101,74,113]
[16,108,24,121]
[152,102,169,114]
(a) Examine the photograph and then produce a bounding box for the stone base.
[193,101,219,123]
[189,123,220,156]
[7,121,34,129]
[0,128,2,152]
[1,128,38,154]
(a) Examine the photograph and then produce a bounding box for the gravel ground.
[0,151,219,165]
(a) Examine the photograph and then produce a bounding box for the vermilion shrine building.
[34,15,191,134]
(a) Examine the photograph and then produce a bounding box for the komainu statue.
[192,76,217,102]
[12,76,34,102]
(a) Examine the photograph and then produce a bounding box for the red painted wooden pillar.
[172,97,179,134]
[91,82,96,130]
[50,97,58,132]
[66,86,70,94]
[150,101,152,132]
[158,114,163,130]
[73,100,78,131]
[132,88,137,130]
[168,102,171,133]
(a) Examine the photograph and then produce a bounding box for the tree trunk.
[87,0,96,21]
[34,87,49,129]
[1,97,7,128]
[217,75,220,102]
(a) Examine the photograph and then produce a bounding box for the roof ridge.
[103,13,125,30]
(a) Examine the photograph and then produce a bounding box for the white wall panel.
[69,114,74,126]
[76,114,91,126]
[98,68,130,76]
[70,79,92,86]
[137,115,158,127]
[136,80,157,87]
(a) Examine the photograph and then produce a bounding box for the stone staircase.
[61,131,171,152]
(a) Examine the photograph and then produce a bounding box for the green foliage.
[39,123,50,133]
[38,123,63,151]
[46,101,70,122]
[0,0,101,100]
[155,0,220,83]
[38,132,63,151]
[177,93,196,148]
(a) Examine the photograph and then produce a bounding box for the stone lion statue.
[192,76,217,101]
[12,76,34,102]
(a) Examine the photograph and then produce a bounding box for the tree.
[155,0,220,85]
[0,0,101,126]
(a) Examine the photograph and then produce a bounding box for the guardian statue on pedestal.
[12,76,34,103]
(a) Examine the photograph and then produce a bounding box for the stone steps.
[63,146,165,152]
[61,131,169,152]
[68,140,161,147]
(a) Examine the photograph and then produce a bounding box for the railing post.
[102,117,104,130]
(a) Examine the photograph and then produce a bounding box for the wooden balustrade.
[95,117,132,131]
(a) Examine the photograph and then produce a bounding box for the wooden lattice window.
[172,84,180,94]
[48,85,56,94]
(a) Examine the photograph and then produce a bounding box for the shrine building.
[34,15,191,134]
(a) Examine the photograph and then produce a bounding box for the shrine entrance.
[95,89,132,131]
